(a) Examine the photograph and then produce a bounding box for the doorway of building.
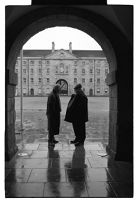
[89,89,93,96]
[30,88,34,96]
[56,79,68,96]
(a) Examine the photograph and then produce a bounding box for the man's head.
[74,83,82,93]
[53,84,61,94]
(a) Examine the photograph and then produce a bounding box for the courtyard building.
[15,42,109,96]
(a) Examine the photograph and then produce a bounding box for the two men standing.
[46,83,88,146]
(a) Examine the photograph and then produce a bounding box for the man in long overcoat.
[64,84,88,146]
[46,84,61,144]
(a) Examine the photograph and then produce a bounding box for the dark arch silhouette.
[5,6,133,162]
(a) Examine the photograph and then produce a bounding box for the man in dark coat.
[46,84,61,145]
[64,84,88,146]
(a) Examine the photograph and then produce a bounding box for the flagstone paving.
[5,139,133,198]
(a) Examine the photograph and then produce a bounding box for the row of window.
[16,87,108,94]
[16,68,109,75]
[23,77,104,84]
[16,59,108,66]
[16,68,42,74]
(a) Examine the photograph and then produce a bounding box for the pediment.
[44,49,78,59]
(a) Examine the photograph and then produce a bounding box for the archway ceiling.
[6,5,130,42]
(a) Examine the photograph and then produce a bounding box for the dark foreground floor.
[5,138,133,198]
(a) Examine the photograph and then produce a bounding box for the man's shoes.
[48,139,59,144]
[53,140,59,144]
[70,140,77,144]
[74,142,84,146]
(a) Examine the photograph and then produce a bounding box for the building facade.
[15,42,109,96]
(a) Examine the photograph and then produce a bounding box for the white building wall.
[15,52,109,96]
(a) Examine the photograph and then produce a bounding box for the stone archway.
[6,10,117,160]
[6,6,133,162]
[56,79,68,96]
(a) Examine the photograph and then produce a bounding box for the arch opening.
[6,10,118,161]
[56,79,68,96]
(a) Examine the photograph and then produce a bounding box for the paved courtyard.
[15,97,109,146]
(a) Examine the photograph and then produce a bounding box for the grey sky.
[23,27,102,50]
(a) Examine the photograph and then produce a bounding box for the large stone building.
[15,42,109,96]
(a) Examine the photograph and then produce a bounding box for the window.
[89,59,93,64]
[47,68,50,74]
[46,60,50,65]
[96,69,100,75]
[39,78,42,83]
[95,60,101,67]
[74,78,77,84]
[105,61,109,67]
[23,78,26,84]
[39,68,42,74]
[60,63,64,73]
[31,78,34,83]
[30,60,34,65]
[23,88,27,96]
[82,69,85,74]
[82,78,85,84]
[90,69,93,74]
[30,68,34,74]
[97,78,100,84]
[38,60,41,65]
[74,60,77,66]
[105,88,108,93]
[16,61,18,65]
[105,69,108,76]
[66,66,68,73]
[23,69,26,74]
[23,60,27,65]
[15,69,18,73]
[56,66,58,73]
[38,89,42,94]
[90,78,93,82]
[82,61,85,65]
[74,68,77,74]
[47,78,50,83]
[97,88,100,93]
[60,52,64,57]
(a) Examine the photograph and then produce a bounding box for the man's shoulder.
[71,94,76,98]
[77,92,88,100]
[48,92,55,99]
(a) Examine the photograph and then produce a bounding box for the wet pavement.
[6,97,132,197]
[5,139,133,198]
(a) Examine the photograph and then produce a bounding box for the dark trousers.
[48,132,55,142]
[72,122,86,143]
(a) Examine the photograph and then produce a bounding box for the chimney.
[69,42,72,53]
[52,42,55,52]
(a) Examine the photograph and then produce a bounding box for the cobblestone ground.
[15,97,109,146]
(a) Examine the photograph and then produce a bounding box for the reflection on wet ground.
[5,141,133,198]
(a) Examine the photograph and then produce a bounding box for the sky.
[23,27,102,50]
